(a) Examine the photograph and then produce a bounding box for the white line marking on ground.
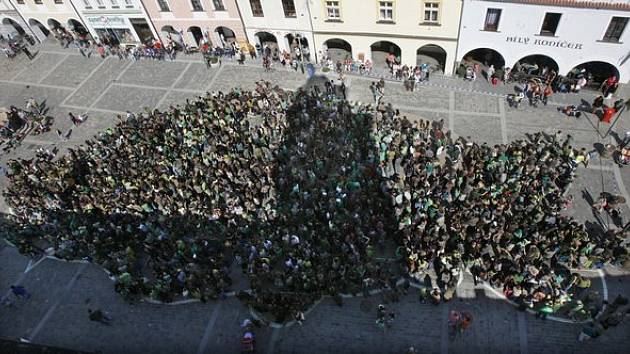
[9,52,47,80]
[24,263,87,342]
[60,104,125,115]
[448,91,455,134]
[196,304,222,354]
[205,64,224,93]
[88,60,133,110]
[265,327,282,354]
[0,79,74,90]
[155,62,192,109]
[37,54,69,83]
[586,164,614,172]
[517,311,529,354]
[440,304,449,354]
[597,269,608,301]
[59,57,110,107]
[498,96,508,144]
[0,272,27,305]
[24,256,47,273]
[610,140,630,213]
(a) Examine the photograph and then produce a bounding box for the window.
[423,2,439,24]
[16,0,25,4]
[191,0,204,11]
[157,0,170,11]
[379,1,394,21]
[484,8,501,31]
[250,0,263,16]
[282,0,296,18]
[96,0,104,6]
[603,17,628,42]
[110,0,119,6]
[326,1,341,20]
[540,13,561,36]
[54,0,64,4]
[82,0,90,6]
[213,0,225,11]
[124,0,133,6]
[34,0,42,4]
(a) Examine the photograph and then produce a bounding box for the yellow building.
[310,0,462,74]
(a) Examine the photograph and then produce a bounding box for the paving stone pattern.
[0,41,629,354]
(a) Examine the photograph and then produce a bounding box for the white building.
[0,0,31,40]
[235,0,316,59]
[310,0,463,74]
[456,0,630,83]
[7,0,87,43]
[71,0,159,44]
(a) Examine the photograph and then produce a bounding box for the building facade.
[8,0,86,42]
[310,0,462,74]
[70,0,158,44]
[456,0,630,83]
[0,0,31,40]
[142,0,246,48]
[235,0,316,59]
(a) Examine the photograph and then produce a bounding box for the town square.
[1,1,630,354]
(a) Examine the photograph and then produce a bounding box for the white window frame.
[483,8,502,32]
[156,0,170,12]
[423,1,439,24]
[249,0,264,17]
[123,0,133,7]
[110,0,119,7]
[212,0,226,11]
[190,0,204,12]
[378,1,394,22]
[602,16,628,43]
[325,1,341,21]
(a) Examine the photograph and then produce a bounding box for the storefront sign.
[87,16,127,28]
[506,36,583,50]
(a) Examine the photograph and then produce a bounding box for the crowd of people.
[0,98,54,152]
[3,79,629,323]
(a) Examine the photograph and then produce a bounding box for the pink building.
[142,0,246,48]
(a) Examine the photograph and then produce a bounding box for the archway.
[67,19,89,36]
[417,44,447,72]
[187,26,204,46]
[461,48,505,69]
[255,31,278,54]
[323,38,352,63]
[370,41,401,69]
[47,18,63,31]
[161,25,183,48]
[569,61,620,85]
[2,18,25,38]
[28,19,50,40]
[285,33,310,59]
[215,26,235,47]
[515,54,559,76]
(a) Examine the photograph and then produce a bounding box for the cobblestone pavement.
[0,41,629,354]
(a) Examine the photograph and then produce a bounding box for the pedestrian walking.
[10,285,31,300]
[21,46,34,60]
[487,65,495,82]
[88,308,112,325]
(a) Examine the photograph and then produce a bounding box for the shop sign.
[87,16,127,28]
[506,36,583,50]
